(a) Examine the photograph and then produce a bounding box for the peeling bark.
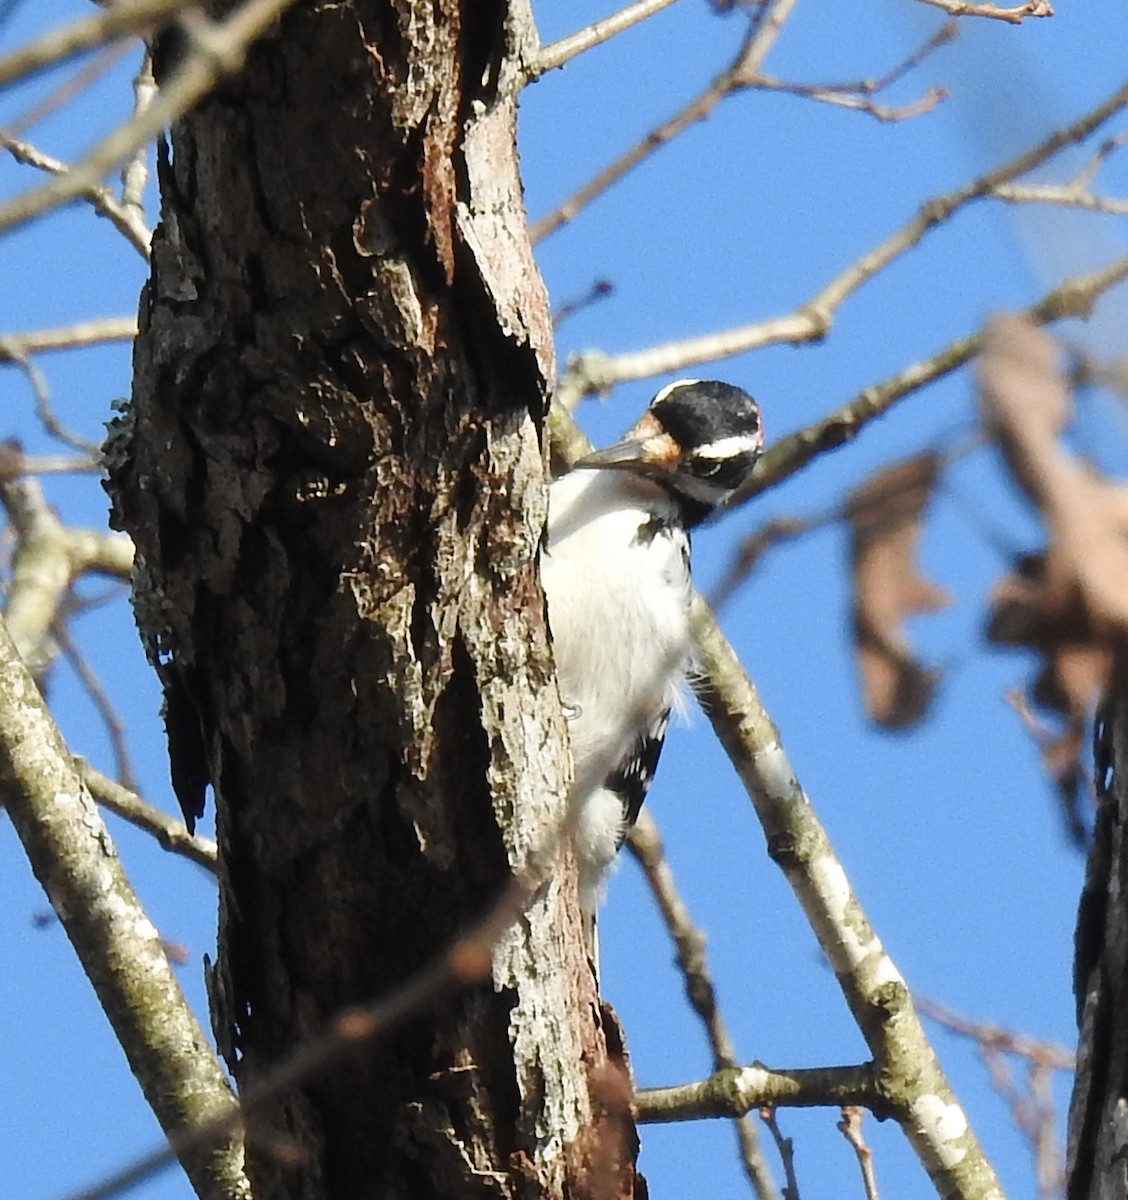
[108,3,639,1197]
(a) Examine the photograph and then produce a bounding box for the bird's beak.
[573,435,676,472]
[571,412,682,474]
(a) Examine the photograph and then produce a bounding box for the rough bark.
[1067,657,1128,1200]
[108,3,640,1198]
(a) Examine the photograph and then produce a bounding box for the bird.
[540,379,764,919]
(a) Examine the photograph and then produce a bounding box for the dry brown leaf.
[979,315,1128,834]
[980,316,1128,635]
[847,453,951,729]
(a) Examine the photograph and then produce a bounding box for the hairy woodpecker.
[541,379,764,915]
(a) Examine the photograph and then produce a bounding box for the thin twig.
[750,22,956,123]
[553,279,615,330]
[992,124,1128,214]
[77,760,219,873]
[797,21,959,97]
[753,76,947,122]
[0,341,99,452]
[760,1106,801,1200]
[0,0,196,89]
[731,251,1128,507]
[6,41,134,139]
[1,131,152,259]
[627,811,780,1199]
[56,624,139,793]
[709,516,827,610]
[914,0,1052,21]
[531,0,799,243]
[556,75,1128,403]
[711,432,983,609]
[992,182,1128,215]
[838,1107,880,1200]
[120,51,157,219]
[915,995,1075,1072]
[0,317,138,359]
[0,0,302,238]
[531,0,680,77]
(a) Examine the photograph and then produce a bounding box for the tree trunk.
[109,3,640,1197]
[1066,656,1128,1200]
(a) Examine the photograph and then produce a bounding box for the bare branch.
[64,528,135,580]
[57,626,139,793]
[992,125,1128,215]
[628,811,780,1199]
[120,52,157,218]
[0,614,247,1200]
[1,130,152,257]
[0,341,99,452]
[915,0,1053,22]
[752,22,957,123]
[6,41,135,140]
[77,759,219,873]
[553,278,614,329]
[0,0,302,239]
[812,21,959,96]
[760,1107,802,1200]
[0,465,133,675]
[992,182,1128,215]
[531,0,799,243]
[0,317,138,359]
[916,995,1075,1072]
[0,454,102,475]
[638,1062,881,1122]
[920,995,1069,1197]
[556,76,1128,402]
[0,0,196,89]
[735,250,1128,505]
[839,1108,881,1200]
[753,75,947,122]
[710,515,828,610]
[532,0,680,77]
[688,592,1006,1196]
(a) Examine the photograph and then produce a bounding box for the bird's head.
[573,379,764,523]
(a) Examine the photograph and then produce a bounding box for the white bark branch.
[0,614,246,1200]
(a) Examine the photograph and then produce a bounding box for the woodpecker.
[541,379,764,916]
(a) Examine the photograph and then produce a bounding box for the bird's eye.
[690,451,759,489]
[690,457,725,478]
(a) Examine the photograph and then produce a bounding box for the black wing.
[607,710,670,843]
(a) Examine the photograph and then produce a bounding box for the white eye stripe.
[692,434,762,460]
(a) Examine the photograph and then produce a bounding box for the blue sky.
[3,1,1128,1197]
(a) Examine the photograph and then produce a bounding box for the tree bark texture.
[109,4,640,1198]
[1067,659,1128,1200]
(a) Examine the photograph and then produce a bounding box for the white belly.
[542,469,690,794]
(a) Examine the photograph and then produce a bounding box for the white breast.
[541,469,691,798]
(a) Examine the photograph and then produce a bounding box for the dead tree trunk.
[1067,658,1128,1200]
[109,4,639,1197]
